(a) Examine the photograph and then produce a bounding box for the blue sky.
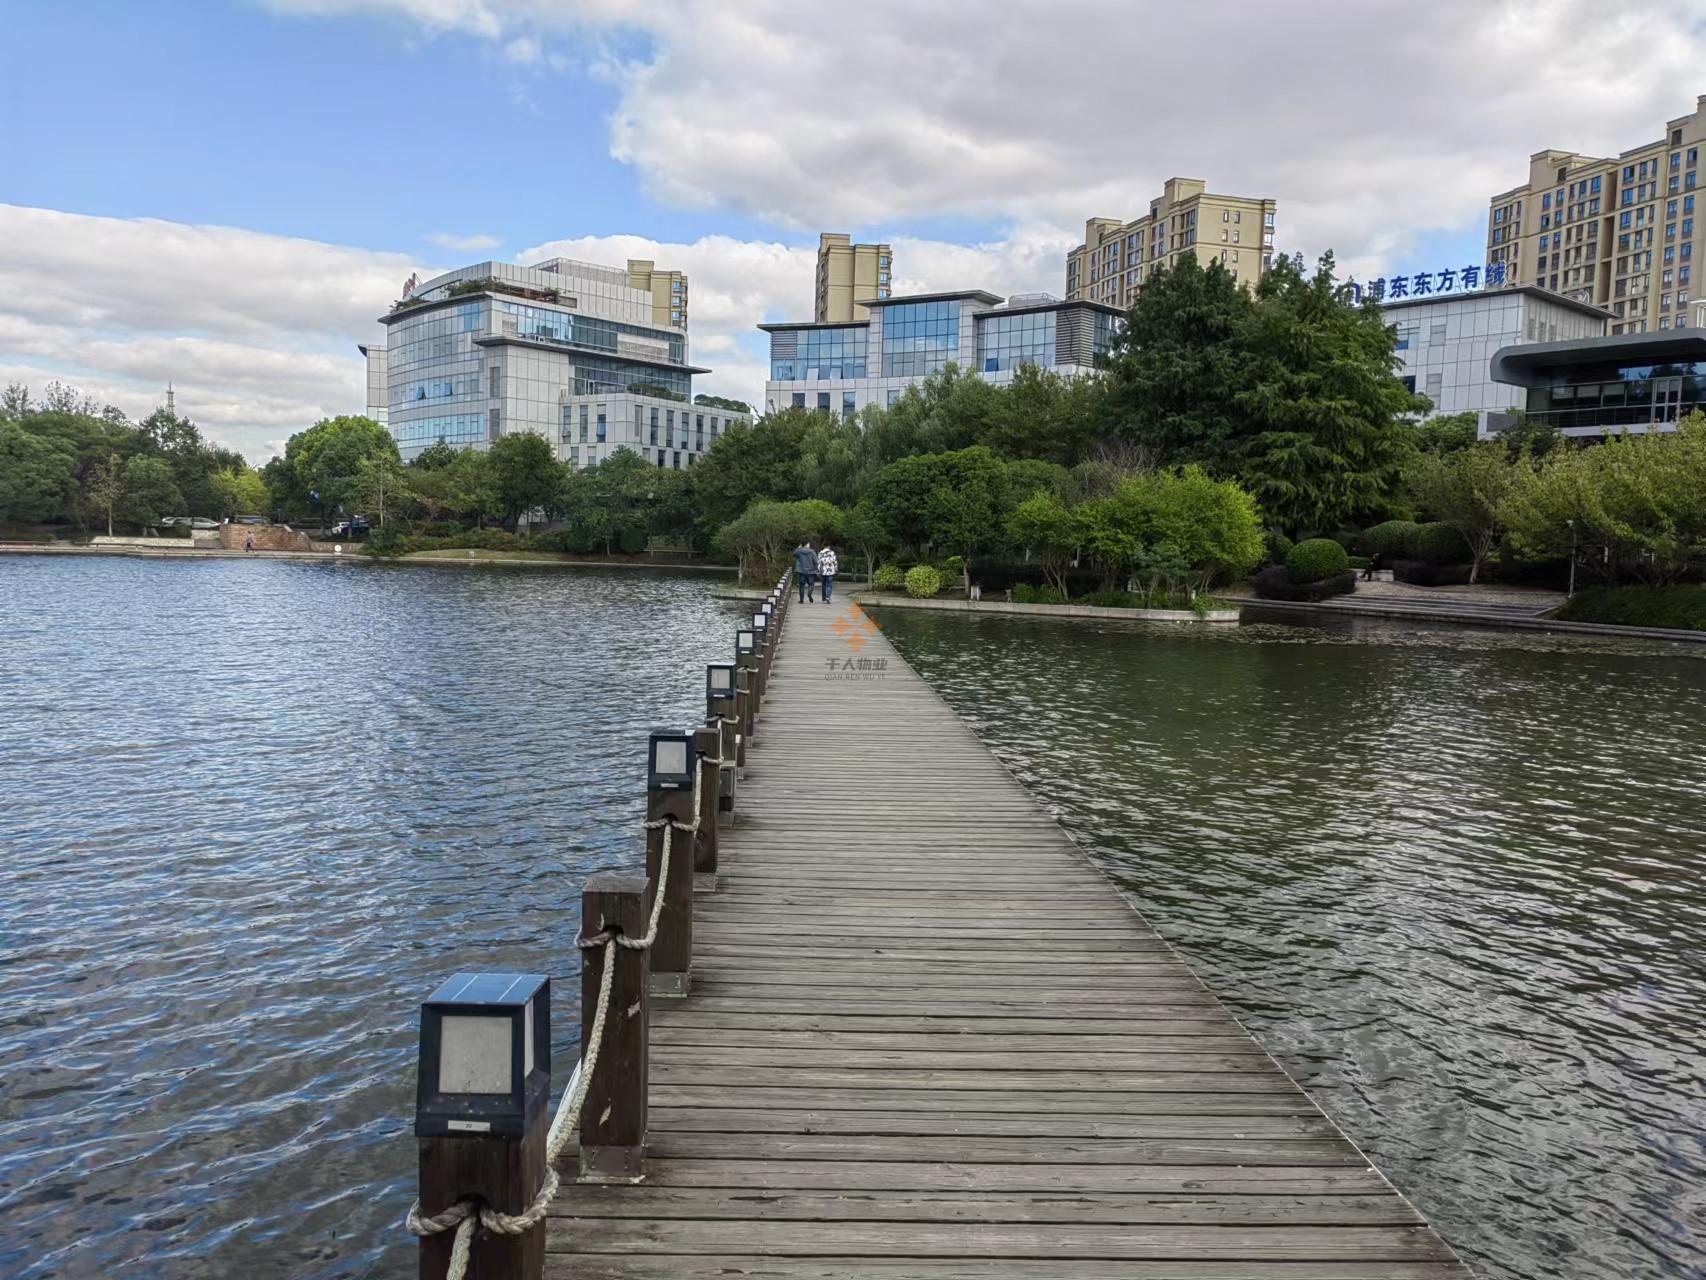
[3,0,1702,460]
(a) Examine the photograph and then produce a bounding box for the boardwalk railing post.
[706,663,738,819]
[578,874,650,1182]
[734,632,757,769]
[644,730,697,996]
[692,723,720,892]
[414,972,551,1280]
[751,610,771,705]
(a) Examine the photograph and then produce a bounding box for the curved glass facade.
[770,326,869,381]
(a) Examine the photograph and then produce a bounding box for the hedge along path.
[545,600,1475,1278]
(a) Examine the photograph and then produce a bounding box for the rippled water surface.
[0,556,744,1279]
[871,605,1706,1280]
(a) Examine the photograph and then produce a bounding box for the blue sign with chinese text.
[1346,263,1508,305]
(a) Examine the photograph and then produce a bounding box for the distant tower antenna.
[166,382,176,418]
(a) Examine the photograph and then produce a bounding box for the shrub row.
[1555,585,1706,630]
[1252,566,1358,602]
[1391,559,1474,587]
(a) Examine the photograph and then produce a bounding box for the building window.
[1425,372,1443,403]
[596,410,606,443]
[579,404,589,442]
[673,451,682,469]
[843,391,857,420]
[649,407,659,444]
[488,407,500,440]
[489,366,502,397]
[791,392,806,408]
[816,392,831,413]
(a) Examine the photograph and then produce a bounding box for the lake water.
[3,560,1703,1279]
[0,557,743,1279]
[871,605,1706,1280]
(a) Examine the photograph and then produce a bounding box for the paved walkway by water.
[546,601,1473,1277]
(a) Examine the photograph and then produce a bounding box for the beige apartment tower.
[625,259,688,330]
[1487,95,1706,335]
[1066,178,1278,309]
[815,233,893,322]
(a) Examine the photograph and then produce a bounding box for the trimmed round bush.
[871,563,905,590]
[1362,520,1419,558]
[1408,521,1470,566]
[1264,530,1294,566]
[1285,538,1350,584]
[904,564,942,598]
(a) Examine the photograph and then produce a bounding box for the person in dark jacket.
[793,541,817,601]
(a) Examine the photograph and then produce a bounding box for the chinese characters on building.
[1344,262,1508,306]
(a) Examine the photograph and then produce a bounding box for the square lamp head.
[705,662,736,705]
[648,730,697,791]
[751,611,769,634]
[760,601,773,617]
[736,629,756,657]
[416,972,549,1137]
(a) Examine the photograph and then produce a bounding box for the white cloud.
[264,0,1706,274]
[0,204,431,461]
[426,231,502,251]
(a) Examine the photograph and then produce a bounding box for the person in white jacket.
[816,545,839,603]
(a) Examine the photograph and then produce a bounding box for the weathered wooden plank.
[547,1260,1470,1280]
[647,1086,1323,1117]
[645,1108,1338,1140]
[547,1219,1454,1261]
[650,1028,1265,1054]
[553,1187,1421,1226]
[646,1132,1369,1166]
[649,1013,1245,1036]
[650,1065,1302,1094]
[650,997,1227,1020]
[653,1046,1269,1073]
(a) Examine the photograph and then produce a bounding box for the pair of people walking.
[792,540,839,603]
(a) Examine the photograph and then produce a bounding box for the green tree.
[690,410,812,533]
[1411,411,1479,455]
[981,364,1103,465]
[84,451,126,535]
[715,499,807,582]
[411,440,460,471]
[866,446,1010,589]
[1409,443,1525,583]
[0,423,78,523]
[1098,255,1255,464]
[119,456,184,528]
[1136,465,1266,588]
[209,466,271,519]
[485,432,561,525]
[1235,252,1428,534]
[353,453,413,527]
[839,498,893,585]
[285,415,397,521]
[1006,488,1078,597]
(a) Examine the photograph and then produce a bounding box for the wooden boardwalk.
[547,598,1472,1279]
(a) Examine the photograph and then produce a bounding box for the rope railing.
[405,571,789,1280]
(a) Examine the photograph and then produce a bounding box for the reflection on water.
[0,557,740,1279]
[873,607,1706,1280]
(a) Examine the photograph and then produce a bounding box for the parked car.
[234,514,268,525]
[156,516,189,527]
[189,518,220,530]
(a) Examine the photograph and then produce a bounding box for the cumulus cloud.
[0,204,427,460]
[264,0,1706,275]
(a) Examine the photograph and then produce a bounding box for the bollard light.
[760,602,773,617]
[752,612,769,633]
[736,628,756,657]
[415,972,549,1137]
[648,730,697,791]
[706,662,736,704]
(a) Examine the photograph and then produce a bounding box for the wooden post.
[578,874,650,1182]
[734,660,754,767]
[713,710,737,820]
[692,723,720,892]
[645,761,696,997]
[754,628,772,704]
[415,973,552,1280]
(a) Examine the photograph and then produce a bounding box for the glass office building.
[371,256,747,466]
[761,290,1120,418]
[1490,329,1706,435]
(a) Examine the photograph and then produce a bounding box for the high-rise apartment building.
[622,258,688,330]
[1486,95,1706,335]
[1065,178,1278,309]
[815,233,892,322]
